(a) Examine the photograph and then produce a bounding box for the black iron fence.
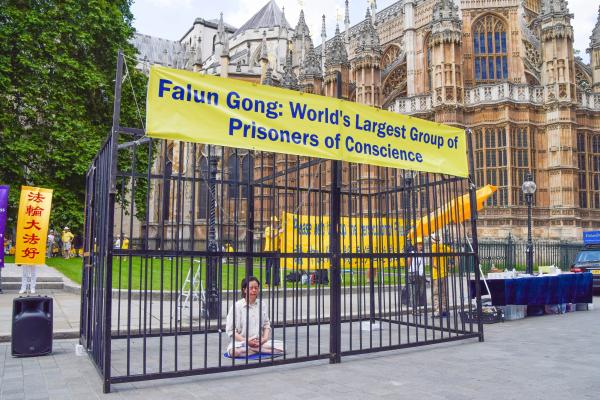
[477,238,582,274]
[80,52,483,393]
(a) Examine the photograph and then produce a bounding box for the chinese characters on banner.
[15,186,53,265]
[0,185,9,269]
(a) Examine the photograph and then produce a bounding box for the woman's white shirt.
[226,298,270,342]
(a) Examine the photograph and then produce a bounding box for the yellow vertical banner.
[15,186,53,265]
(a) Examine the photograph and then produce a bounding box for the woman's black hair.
[241,276,260,298]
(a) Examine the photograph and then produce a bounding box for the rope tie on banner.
[122,54,145,130]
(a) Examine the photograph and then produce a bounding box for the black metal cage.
[80,52,484,393]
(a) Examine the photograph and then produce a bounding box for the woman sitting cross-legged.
[226,276,284,357]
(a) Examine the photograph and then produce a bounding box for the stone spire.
[260,31,269,62]
[432,0,460,23]
[321,14,327,75]
[295,10,309,36]
[263,67,275,86]
[142,55,149,75]
[344,0,350,44]
[185,45,194,70]
[193,36,203,70]
[325,24,349,68]
[430,0,462,45]
[588,6,600,93]
[246,41,251,65]
[219,13,230,57]
[217,12,230,77]
[293,10,311,68]
[260,31,269,82]
[428,0,463,110]
[370,0,377,24]
[302,41,322,77]
[215,12,230,56]
[540,0,573,41]
[281,48,299,90]
[352,8,381,107]
[590,6,600,49]
[323,24,349,99]
[403,0,416,96]
[280,5,288,34]
[162,48,169,66]
[541,0,570,16]
[356,8,381,54]
[299,40,323,94]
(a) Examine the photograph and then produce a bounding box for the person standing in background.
[19,264,37,294]
[121,236,129,250]
[46,230,55,258]
[430,233,452,318]
[61,227,74,259]
[264,217,282,288]
[73,233,83,257]
[407,237,427,314]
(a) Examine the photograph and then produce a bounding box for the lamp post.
[203,145,221,319]
[521,172,536,275]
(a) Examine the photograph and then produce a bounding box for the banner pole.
[0,184,8,292]
[329,71,343,364]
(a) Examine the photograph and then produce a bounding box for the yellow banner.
[146,66,468,177]
[281,213,406,270]
[15,186,53,265]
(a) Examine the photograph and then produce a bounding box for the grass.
[3,255,406,290]
[3,255,84,283]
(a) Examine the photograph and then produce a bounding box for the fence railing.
[477,237,582,274]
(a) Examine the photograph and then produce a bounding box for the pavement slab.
[0,296,598,399]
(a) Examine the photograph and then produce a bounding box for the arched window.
[240,153,253,198]
[227,152,254,198]
[212,34,217,53]
[473,15,508,82]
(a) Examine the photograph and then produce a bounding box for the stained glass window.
[473,15,508,82]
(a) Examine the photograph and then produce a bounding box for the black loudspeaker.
[12,296,53,357]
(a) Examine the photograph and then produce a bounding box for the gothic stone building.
[132,0,600,243]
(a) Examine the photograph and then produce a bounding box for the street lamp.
[521,172,536,275]
[202,144,222,319]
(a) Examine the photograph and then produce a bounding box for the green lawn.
[3,255,405,290]
[4,255,84,283]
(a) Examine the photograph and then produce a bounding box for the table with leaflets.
[469,272,593,306]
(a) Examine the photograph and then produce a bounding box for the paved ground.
[0,297,598,400]
[0,264,80,341]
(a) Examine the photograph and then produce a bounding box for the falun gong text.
[146,65,468,177]
[280,213,407,270]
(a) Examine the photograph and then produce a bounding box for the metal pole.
[329,71,342,364]
[526,193,533,275]
[206,154,221,319]
[466,128,484,342]
[245,181,255,278]
[404,173,413,314]
[103,49,124,394]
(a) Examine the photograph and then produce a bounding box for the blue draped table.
[469,273,593,306]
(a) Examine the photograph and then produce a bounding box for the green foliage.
[0,0,146,234]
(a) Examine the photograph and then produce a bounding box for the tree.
[0,0,146,234]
